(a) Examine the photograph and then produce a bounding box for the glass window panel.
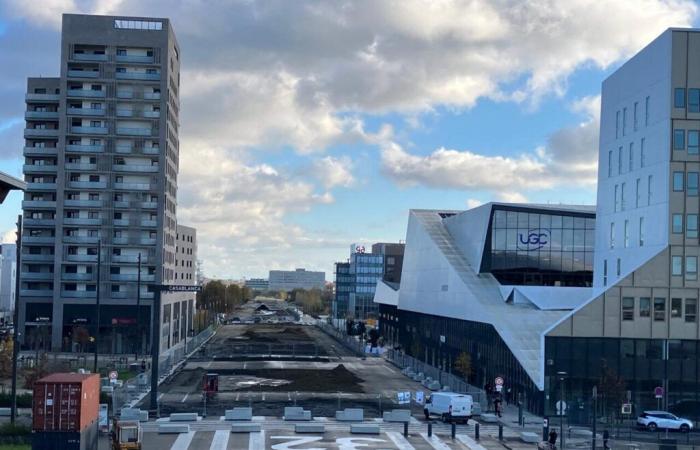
[551,215,562,228]
[640,297,651,317]
[563,216,574,229]
[654,298,666,321]
[689,130,699,154]
[585,229,595,251]
[622,297,634,320]
[674,171,684,191]
[528,213,540,229]
[688,214,698,238]
[540,214,551,229]
[506,211,517,228]
[517,212,529,228]
[674,130,686,151]
[686,299,697,323]
[562,229,574,251]
[673,214,683,234]
[561,252,574,271]
[549,229,562,251]
[672,298,683,318]
[574,217,585,229]
[686,256,697,281]
[494,229,506,251]
[494,210,506,228]
[573,229,585,251]
[690,89,700,113]
[573,251,585,271]
[689,172,699,196]
[672,256,683,276]
[675,88,686,108]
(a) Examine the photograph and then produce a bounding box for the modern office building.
[376,29,700,419]
[170,224,196,346]
[0,244,18,313]
[333,262,352,320]
[19,13,189,354]
[268,268,325,292]
[245,278,269,291]
[371,242,405,284]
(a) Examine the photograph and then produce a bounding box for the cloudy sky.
[0,0,698,280]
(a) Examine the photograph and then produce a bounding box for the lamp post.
[557,371,567,450]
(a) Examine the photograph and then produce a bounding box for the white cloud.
[496,192,528,203]
[466,198,483,209]
[1,229,16,244]
[312,156,355,189]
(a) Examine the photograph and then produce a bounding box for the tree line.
[196,281,252,314]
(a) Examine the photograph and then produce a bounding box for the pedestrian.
[548,429,558,450]
[494,397,502,417]
[603,429,610,450]
[141,359,146,373]
[505,387,512,405]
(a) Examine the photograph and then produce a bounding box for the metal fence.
[111,325,216,415]
[315,320,368,356]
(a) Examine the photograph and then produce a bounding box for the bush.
[0,393,32,408]
[0,423,31,436]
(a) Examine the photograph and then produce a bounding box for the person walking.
[603,429,610,450]
[548,429,558,450]
[505,387,512,405]
[494,397,503,418]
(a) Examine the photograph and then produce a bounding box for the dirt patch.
[236,327,312,344]
[163,367,205,393]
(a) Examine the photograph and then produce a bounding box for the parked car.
[424,392,473,423]
[637,411,693,432]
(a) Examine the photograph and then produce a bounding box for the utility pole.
[149,288,161,414]
[10,215,21,424]
[135,252,141,360]
[93,240,101,374]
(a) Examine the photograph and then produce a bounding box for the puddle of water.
[225,375,291,390]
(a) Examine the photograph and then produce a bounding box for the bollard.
[452,422,456,439]
[428,422,433,437]
[499,424,503,441]
[404,421,409,437]
[475,423,480,440]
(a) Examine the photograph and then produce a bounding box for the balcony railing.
[115,145,133,154]
[64,163,96,171]
[67,89,105,98]
[112,164,158,173]
[25,111,59,119]
[20,289,54,297]
[143,147,160,155]
[67,107,104,116]
[24,128,58,138]
[23,164,57,173]
[115,54,154,63]
[140,220,157,227]
[144,92,161,100]
[26,182,57,191]
[63,217,102,226]
[64,199,103,207]
[25,93,59,101]
[67,70,99,78]
[23,218,55,226]
[24,147,57,155]
[65,254,98,263]
[72,53,108,61]
[61,290,96,298]
[109,274,156,282]
[140,201,158,209]
[70,126,108,134]
[116,127,153,136]
[143,111,160,118]
[114,183,155,191]
[22,200,56,209]
[66,144,104,153]
[21,272,54,281]
[116,109,134,117]
[115,72,160,81]
[68,181,107,189]
[21,254,55,262]
[61,273,93,281]
[112,255,148,263]
[22,236,55,244]
[63,236,99,244]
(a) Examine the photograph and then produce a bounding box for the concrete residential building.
[19,14,188,354]
[245,278,269,291]
[172,224,196,346]
[268,268,325,292]
[0,244,17,313]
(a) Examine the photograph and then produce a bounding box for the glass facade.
[485,207,595,286]
[333,262,351,319]
[350,253,384,319]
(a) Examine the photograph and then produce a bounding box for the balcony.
[112,164,158,173]
[21,272,53,281]
[22,254,54,262]
[115,145,133,154]
[20,289,53,297]
[140,220,157,227]
[26,182,57,191]
[67,89,105,98]
[114,183,155,191]
[142,147,160,155]
[110,273,155,282]
[25,93,59,102]
[61,273,93,281]
[68,181,107,189]
[66,144,104,153]
[115,72,160,81]
[70,126,108,134]
[22,236,55,244]
[143,111,160,118]
[112,255,147,263]
[61,290,96,298]
[140,201,158,209]
[23,164,57,173]
[116,90,134,99]
[67,70,99,78]
[63,236,99,244]
[24,147,57,156]
[65,254,98,263]
[64,163,97,171]
[64,199,103,207]
[67,107,104,116]
[144,92,161,100]
[116,127,153,136]
[110,291,129,299]
[112,201,130,209]
[72,53,108,61]
[116,109,134,117]
[115,54,154,63]
[23,218,55,226]
[24,128,58,138]
[22,200,56,209]
[63,217,102,226]
[25,111,59,120]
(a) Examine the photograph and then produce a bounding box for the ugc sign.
[517,228,550,251]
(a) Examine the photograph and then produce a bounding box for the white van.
[424,392,473,422]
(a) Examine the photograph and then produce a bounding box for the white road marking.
[243,362,247,369]
[420,432,451,450]
[235,392,240,401]
[262,393,266,401]
[158,393,165,401]
[457,434,488,450]
[210,429,230,450]
[181,393,189,403]
[170,431,195,450]
[248,429,265,449]
[386,431,415,450]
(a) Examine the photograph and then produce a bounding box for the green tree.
[598,359,627,422]
[454,351,473,383]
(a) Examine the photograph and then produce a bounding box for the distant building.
[371,242,405,284]
[268,268,325,292]
[0,244,17,312]
[245,278,269,291]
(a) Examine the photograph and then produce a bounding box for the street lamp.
[557,371,567,450]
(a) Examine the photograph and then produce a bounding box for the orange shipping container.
[32,373,100,433]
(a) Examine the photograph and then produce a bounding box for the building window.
[674,130,685,150]
[641,138,646,167]
[621,182,626,210]
[673,214,683,234]
[687,256,698,281]
[616,110,620,138]
[618,146,623,174]
[686,299,697,322]
[628,142,633,171]
[633,101,638,131]
[690,89,700,113]
[672,256,683,276]
[688,214,698,238]
[610,222,615,248]
[640,297,651,317]
[608,150,613,177]
[689,130,699,154]
[624,220,629,248]
[622,107,627,136]
[648,174,653,204]
[675,88,686,108]
[689,172,699,196]
[614,184,619,212]
[603,259,607,286]
[635,178,641,208]
[617,258,621,276]
[645,96,650,126]
[654,297,666,321]
[673,171,684,191]
[622,297,635,321]
[672,298,683,318]
[639,217,645,246]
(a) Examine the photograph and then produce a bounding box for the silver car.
[637,411,693,432]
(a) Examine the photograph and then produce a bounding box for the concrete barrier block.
[0,408,10,417]
[225,407,253,421]
[232,422,262,433]
[169,412,199,422]
[350,424,380,434]
[295,423,325,433]
[158,424,190,434]
[336,408,364,422]
[480,413,499,423]
[569,428,594,437]
[521,432,540,443]
[382,409,411,423]
[284,407,312,421]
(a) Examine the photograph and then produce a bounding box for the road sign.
[415,391,425,404]
[158,284,202,292]
[654,386,664,399]
[495,376,504,386]
[621,403,632,415]
[556,400,567,414]
[543,418,549,427]
[397,391,411,405]
[109,370,118,385]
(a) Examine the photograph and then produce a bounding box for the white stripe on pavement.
[158,393,165,401]
[181,393,189,403]
[170,431,195,450]
[210,429,230,450]
[420,432,451,450]
[386,431,415,450]
[457,434,487,450]
[249,429,265,450]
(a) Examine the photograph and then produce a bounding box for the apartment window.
[673,214,684,234]
[687,256,698,280]
[648,174,653,204]
[628,142,634,171]
[89,175,99,182]
[618,147,623,174]
[116,48,126,56]
[624,220,629,248]
[603,259,608,286]
[633,101,638,131]
[690,89,700,113]
[654,297,666,321]
[608,150,613,177]
[686,299,697,322]
[674,129,685,150]
[90,120,101,128]
[672,298,683,318]
[617,258,621,276]
[688,214,698,238]
[622,107,627,136]
[640,297,651,317]
[616,111,620,138]
[635,178,641,207]
[641,138,646,167]
[689,172,699,196]
[622,297,635,321]
[621,182,626,210]
[639,217,645,246]
[672,256,683,276]
[610,222,615,248]
[645,96,650,126]
[675,88,686,108]
[614,184,619,212]
[674,172,684,191]
[689,131,700,155]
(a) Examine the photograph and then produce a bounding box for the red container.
[32,373,100,432]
